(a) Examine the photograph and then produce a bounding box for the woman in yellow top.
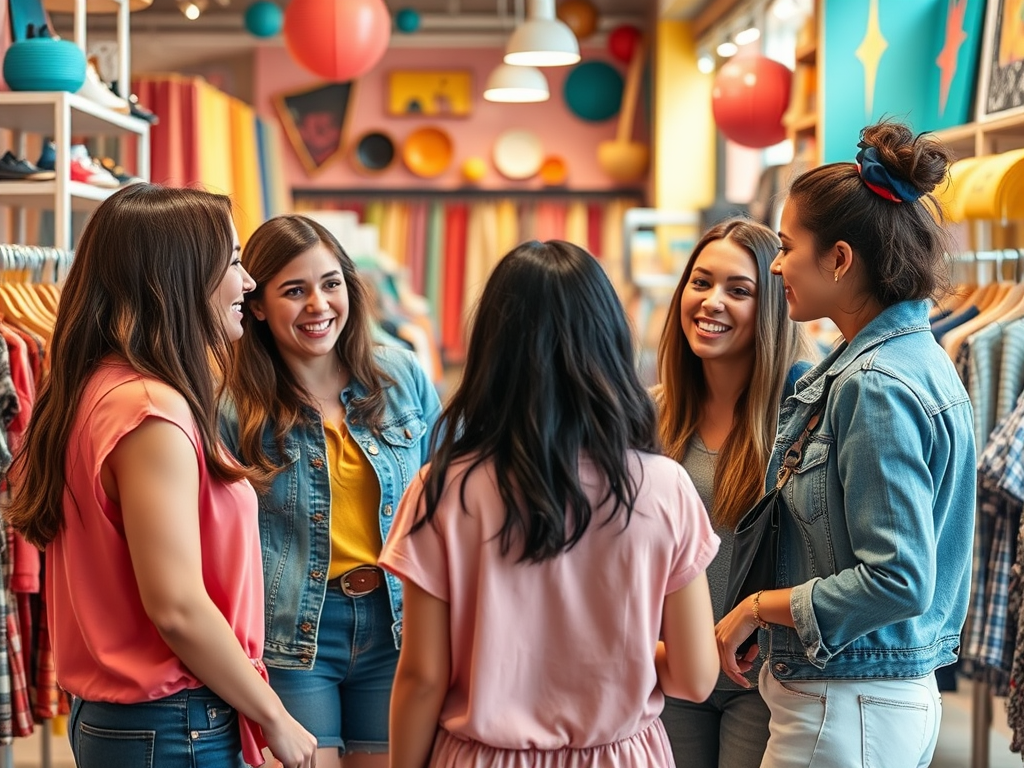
[220,215,442,768]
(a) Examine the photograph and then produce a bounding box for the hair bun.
[859,120,953,196]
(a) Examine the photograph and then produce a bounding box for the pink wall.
[253,45,647,192]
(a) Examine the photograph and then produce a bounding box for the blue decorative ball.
[395,7,421,33]
[563,61,624,122]
[3,38,86,92]
[245,1,284,38]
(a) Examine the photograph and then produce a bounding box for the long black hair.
[416,240,659,563]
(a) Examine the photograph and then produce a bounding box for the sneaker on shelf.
[36,141,56,171]
[77,61,131,115]
[99,157,146,186]
[70,145,120,188]
[109,82,160,125]
[0,151,56,181]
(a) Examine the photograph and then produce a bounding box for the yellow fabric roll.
[462,202,499,333]
[496,199,519,258]
[229,98,263,245]
[195,80,234,200]
[566,200,589,251]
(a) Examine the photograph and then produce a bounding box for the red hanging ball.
[283,0,391,81]
[711,55,793,149]
[608,25,641,64]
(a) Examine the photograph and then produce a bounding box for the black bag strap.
[774,407,824,490]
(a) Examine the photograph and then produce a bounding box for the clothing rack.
[0,243,69,768]
[951,248,1024,768]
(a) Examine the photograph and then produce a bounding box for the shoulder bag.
[723,408,821,655]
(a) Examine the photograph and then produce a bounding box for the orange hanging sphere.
[284,0,391,81]
[556,0,598,40]
[711,55,792,148]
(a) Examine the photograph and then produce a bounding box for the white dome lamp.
[484,63,550,103]
[504,0,580,68]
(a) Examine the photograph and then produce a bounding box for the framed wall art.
[273,81,355,175]
[387,70,472,117]
[978,0,1024,120]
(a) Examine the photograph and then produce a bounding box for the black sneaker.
[109,82,160,125]
[0,151,56,181]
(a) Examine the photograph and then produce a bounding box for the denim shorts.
[68,687,243,768]
[267,585,399,755]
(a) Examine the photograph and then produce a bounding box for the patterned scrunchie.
[855,141,924,203]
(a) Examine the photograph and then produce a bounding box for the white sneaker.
[77,61,131,115]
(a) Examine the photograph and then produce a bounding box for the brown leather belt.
[327,565,383,597]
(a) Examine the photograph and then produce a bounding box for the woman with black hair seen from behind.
[4,184,317,768]
[656,217,813,768]
[716,120,976,768]
[379,239,721,768]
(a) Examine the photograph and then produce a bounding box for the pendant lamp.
[484,63,550,102]
[504,0,580,67]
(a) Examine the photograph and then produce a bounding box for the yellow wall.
[654,20,715,212]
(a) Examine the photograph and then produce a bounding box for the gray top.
[682,435,763,691]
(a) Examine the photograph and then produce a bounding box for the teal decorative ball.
[3,38,86,92]
[395,7,420,33]
[245,1,284,37]
[563,61,624,122]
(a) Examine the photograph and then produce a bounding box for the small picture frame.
[386,70,473,118]
[273,81,356,175]
[978,0,1024,121]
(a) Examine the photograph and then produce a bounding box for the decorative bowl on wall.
[3,38,86,92]
[539,155,568,186]
[493,129,544,181]
[351,130,396,175]
[401,126,453,178]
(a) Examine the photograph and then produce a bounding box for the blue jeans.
[661,688,770,768]
[68,687,243,768]
[267,585,398,755]
[758,665,941,768]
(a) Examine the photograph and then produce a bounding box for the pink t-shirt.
[379,451,719,767]
[48,361,264,705]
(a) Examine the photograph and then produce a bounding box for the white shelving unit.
[0,90,150,250]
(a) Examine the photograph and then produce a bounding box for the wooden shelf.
[787,113,819,134]
[795,41,817,65]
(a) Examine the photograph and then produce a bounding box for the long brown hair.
[6,184,248,548]
[227,214,391,483]
[656,217,812,529]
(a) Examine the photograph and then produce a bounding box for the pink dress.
[379,452,719,768]
[48,360,267,764]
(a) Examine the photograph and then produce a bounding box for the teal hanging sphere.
[395,7,420,33]
[3,38,86,92]
[563,61,624,122]
[245,1,284,37]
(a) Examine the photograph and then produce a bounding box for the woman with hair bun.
[715,120,976,768]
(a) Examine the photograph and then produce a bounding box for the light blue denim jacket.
[762,300,976,681]
[220,347,441,669]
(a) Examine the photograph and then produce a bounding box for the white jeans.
[758,664,942,768]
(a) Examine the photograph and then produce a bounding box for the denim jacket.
[220,347,441,669]
[763,300,976,681]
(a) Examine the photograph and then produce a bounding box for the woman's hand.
[262,711,318,768]
[715,597,760,688]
